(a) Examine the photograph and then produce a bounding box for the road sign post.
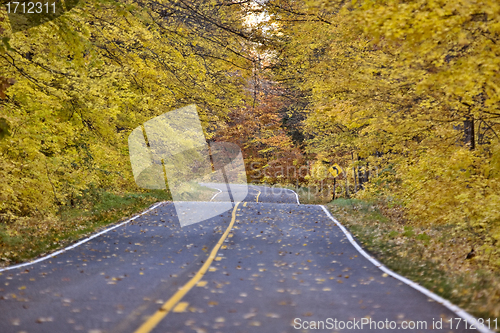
[327,163,343,200]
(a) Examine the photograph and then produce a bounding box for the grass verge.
[327,198,500,329]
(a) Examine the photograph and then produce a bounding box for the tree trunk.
[353,167,357,193]
[352,152,357,192]
[345,170,349,198]
[357,157,368,190]
[464,116,475,150]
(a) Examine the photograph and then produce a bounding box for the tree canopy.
[0,0,253,221]
[1,0,500,268]
[257,0,500,266]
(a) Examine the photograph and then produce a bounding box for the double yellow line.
[134,201,241,333]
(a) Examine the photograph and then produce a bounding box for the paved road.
[0,186,487,332]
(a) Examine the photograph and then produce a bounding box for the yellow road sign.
[328,164,343,178]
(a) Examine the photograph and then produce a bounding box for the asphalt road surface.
[0,185,488,333]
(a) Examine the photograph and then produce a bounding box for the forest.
[1,0,500,318]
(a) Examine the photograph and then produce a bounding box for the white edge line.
[0,201,166,273]
[209,188,223,201]
[320,205,495,333]
[287,188,300,205]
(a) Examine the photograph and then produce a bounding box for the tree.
[0,0,253,221]
[261,0,500,262]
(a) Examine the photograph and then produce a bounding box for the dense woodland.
[1,0,500,270]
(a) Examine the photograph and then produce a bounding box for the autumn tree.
[214,75,305,184]
[262,0,500,263]
[0,0,253,222]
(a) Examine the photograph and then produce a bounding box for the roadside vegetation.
[268,182,500,323]
[327,198,500,324]
[0,183,219,266]
[0,189,172,266]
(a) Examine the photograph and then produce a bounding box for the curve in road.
[0,185,494,333]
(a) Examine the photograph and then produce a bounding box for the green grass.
[327,198,500,327]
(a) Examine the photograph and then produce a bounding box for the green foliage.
[388,230,399,239]
[416,232,431,243]
[0,117,10,139]
[402,226,415,238]
[0,225,20,248]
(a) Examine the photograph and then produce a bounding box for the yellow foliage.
[266,0,500,266]
[0,0,251,223]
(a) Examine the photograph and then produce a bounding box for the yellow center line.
[255,189,261,203]
[134,201,241,333]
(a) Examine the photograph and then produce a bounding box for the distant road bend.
[0,185,491,333]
